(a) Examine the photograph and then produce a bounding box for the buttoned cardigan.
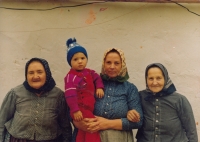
[136,90,198,142]
[0,84,72,142]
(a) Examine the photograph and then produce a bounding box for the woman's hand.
[94,116,110,130]
[73,117,100,133]
[95,116,123,130]
[74,116,124,132]
[127,109,140,122]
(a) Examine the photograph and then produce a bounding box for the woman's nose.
[33,73,38,78]
[152,80,157,85]
[110,63,115,68]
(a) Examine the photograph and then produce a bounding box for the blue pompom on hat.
[66,38,88,66]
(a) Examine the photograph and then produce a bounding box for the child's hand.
[127,109,140,122]
[74,111,83,121]
[96,88,104,98]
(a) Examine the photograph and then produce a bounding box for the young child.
[64,38,104,142]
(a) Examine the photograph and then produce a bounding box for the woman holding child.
[73,48,143,142]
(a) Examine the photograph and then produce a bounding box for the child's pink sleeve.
[90,69,104,89]
[64,74,81,113]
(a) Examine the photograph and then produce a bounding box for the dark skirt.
[9,135,62,142]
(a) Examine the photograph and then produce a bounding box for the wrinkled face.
[27,61,46,89]
[104,52,122,78]
[147,67,165,93]
[71,52,87,71]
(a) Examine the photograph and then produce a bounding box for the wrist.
[107,119,122,130]
[96,117,122,130]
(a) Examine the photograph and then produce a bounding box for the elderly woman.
[73,48,143,142]
[0,58,72,142]
[128,63,198,142]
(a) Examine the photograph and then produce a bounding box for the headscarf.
[144,63,176,101]
[100,48,129,82]
[23,57,56,94]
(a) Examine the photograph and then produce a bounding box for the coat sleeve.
[57,91,72,142]
[90,69,104,89]
[121,83,143,130]
[0,89,16,142]
[64,74,81,114]
[177,95,198,142]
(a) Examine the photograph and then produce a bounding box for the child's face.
[71,52,87,71]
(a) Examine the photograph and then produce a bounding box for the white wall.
[0,1,200,138]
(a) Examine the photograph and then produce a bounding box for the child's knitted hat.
[66,38,88,66]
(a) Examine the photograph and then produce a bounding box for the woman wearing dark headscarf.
[128,63,198,142]
[73,48,143,142]
[0,58,72,142]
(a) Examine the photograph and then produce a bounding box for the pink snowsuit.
[65,68,103,142]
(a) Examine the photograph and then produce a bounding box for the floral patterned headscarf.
[100,48,129,82]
